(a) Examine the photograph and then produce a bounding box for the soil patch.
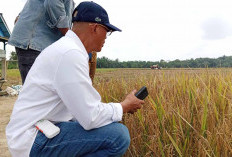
[0,96,17,157]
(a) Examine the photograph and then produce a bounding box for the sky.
[1,0,232,61]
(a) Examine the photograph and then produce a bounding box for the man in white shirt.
[6,1,144,157]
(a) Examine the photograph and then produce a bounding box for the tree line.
[97,56,232,68]
[4,51,232,69]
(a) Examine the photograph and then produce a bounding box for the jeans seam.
[33,140,43,148]
[43,138,104,148]
[106,137,120,150]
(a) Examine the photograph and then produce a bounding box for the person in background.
[89,51,97,81]
[9,0,75,84]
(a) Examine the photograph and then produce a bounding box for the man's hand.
[120,90,145,114]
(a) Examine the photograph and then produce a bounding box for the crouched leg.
[30,121,130,157]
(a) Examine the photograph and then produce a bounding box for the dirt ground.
[0,96,17,157]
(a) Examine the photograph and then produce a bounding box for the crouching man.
[6,1,144,157]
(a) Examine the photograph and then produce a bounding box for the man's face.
[90,24,112,52]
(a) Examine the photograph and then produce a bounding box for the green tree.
[8,51,18,69]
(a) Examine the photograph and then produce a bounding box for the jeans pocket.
[33,131,48,148]
[30,132,45,157]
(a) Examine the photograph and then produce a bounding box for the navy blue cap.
[72,1,121,32]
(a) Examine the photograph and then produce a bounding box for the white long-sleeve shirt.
[6,30,123,157]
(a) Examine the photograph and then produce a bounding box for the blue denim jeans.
[29,121,130,157]
[16,47,41,84]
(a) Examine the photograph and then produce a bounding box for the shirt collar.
[65,30,89,59]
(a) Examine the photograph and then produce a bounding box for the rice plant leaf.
[158,137,165,157]
[166,131,183,157]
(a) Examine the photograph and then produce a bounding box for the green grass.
[96,68,119,72]
[6,69,20,78]
[2,69,21,88]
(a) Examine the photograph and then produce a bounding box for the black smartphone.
[135,86,148,100]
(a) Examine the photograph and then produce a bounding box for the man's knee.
[108,123,130,155]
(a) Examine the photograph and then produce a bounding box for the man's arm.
[54,49,144,130]
[44,0,74,35]
[54,51,123,130]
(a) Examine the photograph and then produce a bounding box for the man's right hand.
[120,90,145,114]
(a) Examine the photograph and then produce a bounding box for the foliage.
[5,51,232,69]
[7,51,18,69]
[97,55,232,68]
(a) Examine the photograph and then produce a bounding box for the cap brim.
[104,23,122,32]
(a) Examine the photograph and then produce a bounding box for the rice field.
[94,68,232,157]
[2,68,232,156]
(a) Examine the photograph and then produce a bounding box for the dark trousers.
[16,48,41,84]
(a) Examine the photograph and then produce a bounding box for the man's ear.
[89,24,97,34]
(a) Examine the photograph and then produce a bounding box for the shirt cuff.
[110,103,123,122]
